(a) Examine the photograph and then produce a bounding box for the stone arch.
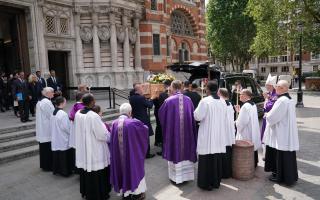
[193,42,199,53]
[169,7,198,36]
[85,75,94,87]
[103,75,113,87]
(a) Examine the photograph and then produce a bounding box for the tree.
[206,0,256,72]
[246,0,320,57]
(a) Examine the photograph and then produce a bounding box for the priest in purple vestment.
[261,75,278,141]
[110,103,148,199]
[159,80,197,184]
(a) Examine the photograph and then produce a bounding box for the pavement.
[0,91,320,200]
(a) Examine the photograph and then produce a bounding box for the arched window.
[171,10,194,36]
[179,42,189,63]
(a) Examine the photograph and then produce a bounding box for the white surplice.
[36,98,54,143]
[74,110,111,172]
[50,110,71,151]
[264,95,299,151]
[225,101,236,146]
[194,96,228,154]
[235,102,261,150]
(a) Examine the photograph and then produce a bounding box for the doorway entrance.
[48,51,69,98]
[0,5,30,75]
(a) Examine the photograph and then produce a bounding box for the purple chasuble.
[110,115,148,193]
[261,89,277,140]
[69,102,85,121]
[159,92,197,164]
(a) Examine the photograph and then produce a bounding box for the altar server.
[50,96,72,176]
[74,93,111,200]
[264,80,299,186]
[159,80,197,184]
[218,88,236,179]
[194,81,228,190]
[110,103,148,199]
[235,89,261,167]
[36,87,55,171]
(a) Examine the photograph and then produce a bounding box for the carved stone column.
[134,15,142,70]
[75,13,84,70]
[109,11,118,70]
[92,12,101,69]
[122,10,130,69]
[38,5,49,74]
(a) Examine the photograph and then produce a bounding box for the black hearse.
[167,62,265,117]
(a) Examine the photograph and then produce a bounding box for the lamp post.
[296,23,304,108]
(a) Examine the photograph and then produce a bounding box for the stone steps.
[0,137,38,153]
[0,108,155,165]
[0,129,36,143]
[0,145,39,164]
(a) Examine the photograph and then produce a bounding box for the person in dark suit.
[12,71,31,122]
[28,74,42,116]
[183,81,201,109]
[47,70,62,96]
[153,80,172,156]
[36,70,46,91]
[0,72,5,112]
[129,83,155,159]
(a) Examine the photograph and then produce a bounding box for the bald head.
[276,80,289,95]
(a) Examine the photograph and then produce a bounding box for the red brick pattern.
[140,0,208,72]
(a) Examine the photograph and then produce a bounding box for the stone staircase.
[0,109,155,164]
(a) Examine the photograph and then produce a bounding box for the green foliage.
[246,0,320,56]
[206,0,256,71]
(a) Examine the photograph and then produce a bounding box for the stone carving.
[98,25,111,42]
[46,40,72,50]
[116,25,125,43]
[129,27,137,44]
[80,26,93,43]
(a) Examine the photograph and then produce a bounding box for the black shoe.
[0,109,5,112]
[21,120,27,123]
[26,119,32,122]
[146,154,155,159]
[269,174,278,182]
[156,151,162,156]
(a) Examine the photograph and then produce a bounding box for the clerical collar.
[244,99,255,105]
[53,108,62,116]
[40,96,50,101]
[225,100,231,106]
[80,107,92,114]
[211,92,220,99]
[278,93,291,99]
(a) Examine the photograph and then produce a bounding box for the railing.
[111,88,130,108]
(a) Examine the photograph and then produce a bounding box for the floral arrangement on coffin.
[147,73,175,84]
[142,73,175,98]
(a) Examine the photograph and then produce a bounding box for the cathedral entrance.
[48,51,69,98]
[0,5,30,75]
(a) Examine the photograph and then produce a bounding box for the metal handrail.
[111,88,130,108]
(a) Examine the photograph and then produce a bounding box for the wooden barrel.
[232,140,254,180]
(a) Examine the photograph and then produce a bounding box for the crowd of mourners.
[34,74,299,200]
[0,70,61,122]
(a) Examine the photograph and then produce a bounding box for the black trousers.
[80,167,111,200]
[52,149,73,177]
[198,154,223,190]
[18,100,29,121]
[39,142,53,171]
[29,100,37,115]
[222,146,232,178]
[265,146,298,185]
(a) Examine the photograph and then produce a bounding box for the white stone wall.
[0,0,145,89]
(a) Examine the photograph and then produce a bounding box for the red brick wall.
[140,0,208,72]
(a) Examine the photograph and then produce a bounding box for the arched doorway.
[0,5,30,75]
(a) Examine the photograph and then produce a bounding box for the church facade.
[0,0,207,89]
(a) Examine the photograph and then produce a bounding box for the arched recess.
[170,8,198,37]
